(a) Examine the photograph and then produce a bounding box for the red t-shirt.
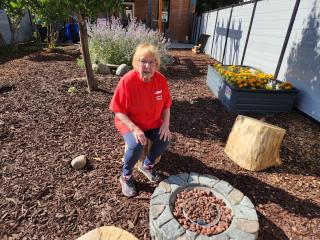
[109,70,172,134]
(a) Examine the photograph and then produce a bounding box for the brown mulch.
[0,46,319,240]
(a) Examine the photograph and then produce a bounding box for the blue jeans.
[122,128,170,177]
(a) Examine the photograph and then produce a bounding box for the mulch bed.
[0,46,319,240]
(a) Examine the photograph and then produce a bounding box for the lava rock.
[71,155,87,170]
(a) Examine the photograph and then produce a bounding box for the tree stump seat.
[225,115,286,171]
[76,226,138,240]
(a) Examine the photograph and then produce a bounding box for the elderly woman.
[109,43,172,197]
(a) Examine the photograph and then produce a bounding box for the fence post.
[274,0,300,79]
[241,0,258,65]
[210,10,219,58]
[196,14,203,43]
[221,6,234,63]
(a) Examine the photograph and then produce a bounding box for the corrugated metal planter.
[206,65,299,113]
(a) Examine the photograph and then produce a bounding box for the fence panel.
[0,10,11,45]
[211,8,232,62]
[242,0,296,74]
[204,11,217,55]
[277,0,320,122]
[223,3,254,65]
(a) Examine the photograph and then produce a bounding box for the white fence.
[0,9,33,45]
[193,0,320,122]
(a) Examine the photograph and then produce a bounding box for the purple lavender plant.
[88,17,171,66]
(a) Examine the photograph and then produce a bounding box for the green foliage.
[1,0,26,29]
[76,57,85,69]
[67,86,77,94]
[196,0,240,13]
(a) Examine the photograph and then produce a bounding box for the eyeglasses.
[139,60,155,66]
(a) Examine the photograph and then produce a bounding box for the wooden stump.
[124,139,161,168]
[76,226,138,240]
[225,115,286,171]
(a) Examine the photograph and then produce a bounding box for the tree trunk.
[10,27,18,50]
[77,12,98,92]
[224,115,286,171]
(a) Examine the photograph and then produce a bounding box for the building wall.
[132,0,194,42]
[169,0,191,42]
[134,0,149,23]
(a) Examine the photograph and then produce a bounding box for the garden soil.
[0,46,319,240]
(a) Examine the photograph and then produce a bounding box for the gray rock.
[71,155,87,170]
[116,64,131,76]
[92,63,98,73]
[98,63,111,74]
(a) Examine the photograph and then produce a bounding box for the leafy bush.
[213,64,293,90]
[88,17,170,66]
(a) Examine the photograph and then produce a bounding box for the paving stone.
[227,188,244,205]
[177,235,190,240]
[239,196,255,209]
[150,193,170,206]
[156,206,174,227]
[225,227,257,240]
[199,174,219,187]
[159,180,171,193]
[233,205,258,221]
[177,173,190,182]
[150,204,165,219]
[171,183,180,193]
[188,172,200,184]
[151,187,166,199]
[161,218,185,239]
[196,232,229,240]
[214,180,234,196]
[235,219,259,234]
[168,175,186,186]
[186,230,198,240]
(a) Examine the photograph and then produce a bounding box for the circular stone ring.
[149,173,259,240]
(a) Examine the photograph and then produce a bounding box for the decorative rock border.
[150,173,259,240]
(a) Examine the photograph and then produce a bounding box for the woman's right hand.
[133,128,147,145]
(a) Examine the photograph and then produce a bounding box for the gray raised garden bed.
[206,65,299,113]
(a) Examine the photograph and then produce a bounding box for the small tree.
[27,0,123,92]
[0,0,27,48]
[48,0,124,92]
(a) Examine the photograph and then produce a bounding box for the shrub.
[88,17,170,67]
[213,64,293,90]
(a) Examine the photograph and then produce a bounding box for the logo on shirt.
[154,90,162,101]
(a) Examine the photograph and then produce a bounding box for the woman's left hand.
[159,123,171,142]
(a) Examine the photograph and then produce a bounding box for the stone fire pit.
[150,173,259,240]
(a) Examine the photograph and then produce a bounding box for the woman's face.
[138,54,156,82]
